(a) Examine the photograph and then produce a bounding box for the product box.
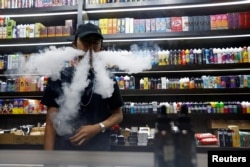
[25,76,32,92]
[143,77,149,90]
[227,13,234,29]
[171,17,182,32]
[0,133,14,144]
[0,26,3,39]
[215,14,223,29]
[2,26,6,39]
[159,18,167,32]
[129,18,134,33]
[34,23,45,38]
[166,17,171,32]
[228,125,240,147]
[150,18,156,32]
[139,19,145,33]
[65,19,74,34]
[193,16,200,31]
[221,14,228,29]
[55,26,63,36]
[145,19,151,32]
[124,17,130,33]
[62,26,71,36]
[188,16,194,31]
[239,12,246,29]
[99,18,108,34]
[39,27,47,37]
[1,99,12,114]
[19,76,26,92]
[239,131,250,147]
[204,15,211,30]
[233,12,240,29]
[210,15,217,30]
[156,18,166,32]
[246,11,250,29]
[112,18,117,34]
[14,135,44,144]
[47,26,56,37]
[198,16,205,31]
[133,19,140,33]
[107,18,113,34]
[182,16,189,31]
[12,99,19,114]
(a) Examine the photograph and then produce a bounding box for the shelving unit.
[0,0,250,151]
[83,0,250,152]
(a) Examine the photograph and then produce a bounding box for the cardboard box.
[14,135,44,144]
[0,133,14,144]
[40,27,47,37]
[55,26,63,37]
[47,26,56,37]
[210,120,250,130]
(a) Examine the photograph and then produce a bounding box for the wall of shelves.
[0,0,250,151]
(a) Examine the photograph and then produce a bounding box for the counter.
[0,150,208,167]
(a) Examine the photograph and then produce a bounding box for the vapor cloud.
[15,45,153,135]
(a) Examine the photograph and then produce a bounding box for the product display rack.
[0,5,78,54]
[84,0,250,152]
[1,0,250,152]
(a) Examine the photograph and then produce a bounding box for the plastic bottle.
[124,75,130,90]
[174,104,197,167]
[129,76,135,89]
[238,47,243,63]
[205,48,210,64]
[185,49,190,64]
[248,46,250,63]
[181,49,185,65]
[139,78,144,90]
[242,46,248,63]
[189,49,194,64]
[216,48,222,64]
[197,48,203,64]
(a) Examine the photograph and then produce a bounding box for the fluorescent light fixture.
[0,42,71,47]
[85,1,250,13]
[103,34,250,42]
[0,164,44,167]
[113,68,250,74]
[0,12,77,18]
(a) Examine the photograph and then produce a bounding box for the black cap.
[75,23,103,41]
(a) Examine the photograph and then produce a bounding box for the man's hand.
[69,124,100,146]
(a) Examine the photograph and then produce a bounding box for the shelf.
[0,92,44,99]
[2,5,78,15]
[196,145,250,153]
[85,0,250,19]
[110,143,250,153]
[0,36,73,46]
[85,0,247,9]
[0,36,73,53]
[103,29,250,41]
[120,88,250,96]
[114,63,250,75]
[0,88,249,99]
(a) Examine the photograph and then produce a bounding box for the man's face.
[76,34,102,52]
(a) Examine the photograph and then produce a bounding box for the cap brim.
[78,31,104,39]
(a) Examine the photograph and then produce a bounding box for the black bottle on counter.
[154,105,176,167]
[174,104,197,167]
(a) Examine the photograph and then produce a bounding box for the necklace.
[81,69,95,107]
[81,89,93,107]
